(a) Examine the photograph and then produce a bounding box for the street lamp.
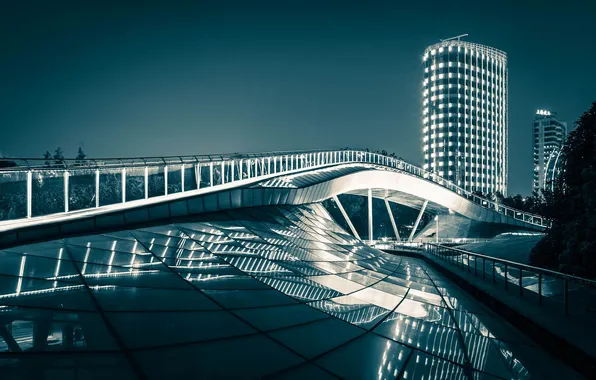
[434,215,439,243]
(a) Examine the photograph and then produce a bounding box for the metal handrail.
[0,149,548,228]
[424,243,596,286]
[418,242,596,317]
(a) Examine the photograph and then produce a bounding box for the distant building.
[532,110,567,193]
[422,39,508,195]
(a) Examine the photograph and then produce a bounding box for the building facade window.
[422,40,508,194]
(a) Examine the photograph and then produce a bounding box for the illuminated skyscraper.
[422,38,508,195]
[532,110,567,192]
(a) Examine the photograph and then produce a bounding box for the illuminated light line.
[16,254,27,295]
[107,240,117,274]
[53,248,63,288]
[82,242,91,274]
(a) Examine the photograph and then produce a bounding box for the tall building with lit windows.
[422,38,508,195]
[532,109,567,193]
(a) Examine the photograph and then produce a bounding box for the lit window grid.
[422,40,507,194]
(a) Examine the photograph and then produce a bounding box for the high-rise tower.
[422,38,508,195]
[532,110,567,192]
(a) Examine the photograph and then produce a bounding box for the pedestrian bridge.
[0,149,546,248]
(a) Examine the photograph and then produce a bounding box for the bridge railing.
[384,242,596,318]
[0,149,547,228]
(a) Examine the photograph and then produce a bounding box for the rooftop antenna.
[440,34,469,42]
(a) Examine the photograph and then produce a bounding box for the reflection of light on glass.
[53,248,63,288]
[82,242,91,274]
[16,254,27,295]
[396,299,429,318]
[130,241,138,273]
[107,240,117,274]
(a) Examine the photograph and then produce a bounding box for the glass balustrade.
[0,150,547,227]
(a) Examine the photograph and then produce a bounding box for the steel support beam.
[384,198,400,240]
[332,195,360,240]
[408,200,428,242]
[0,324,22,352]
[368,188,373,243]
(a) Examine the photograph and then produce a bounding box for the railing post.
[181,164,185,191]
[538,273,542,305]
[95,169,100,207]
[26,170,32,218]
[144,167,149,199]
[474,255,477,275]
[164,166,168,196]
[273,157,277,173]
[221,161,225,184]
[247,160,252,178]
[196,163,201,189]
[564,279,569,317]
[121,167,126,203]
[64,170,69,212]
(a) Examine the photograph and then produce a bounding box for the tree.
[530,101,596,278]
[43,151,52,167]
[76,146,86,161]
[53,147,64,167]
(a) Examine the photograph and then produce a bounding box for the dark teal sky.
[1,0,594,195]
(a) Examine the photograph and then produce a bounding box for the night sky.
[1,1,594,195]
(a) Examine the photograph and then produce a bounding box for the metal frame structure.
[0,149,548,229]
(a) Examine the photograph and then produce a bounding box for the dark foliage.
[530,101,596,278]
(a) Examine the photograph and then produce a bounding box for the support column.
[164,166,168,196]
[26,171,32,218]
[64,170,69,212]
[368,188,373,243]
[121,168,126,202]
[144,167,149,199]
[0,324,22,352]
[95,169,100,207]
[181,164,185,191]
[333,195,360,239]
[384,198,400,240]
[408,200,428,242]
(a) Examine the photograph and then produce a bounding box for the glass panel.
[97,169,122,206]
[315,334,410,379]
[147,165,165,197]
[224,161,233,183]
[68,168,96,211]
[233,160,242,181]
[0,310,118,352]
[242,160,251,178]
[125,167,145,201]
[183,164,198,191]
[199,163,211,187]
[32,170,65,216]
[167,164,182,194]
[106,310,255,349]
[0,169,27,220]
[212,162,222,185]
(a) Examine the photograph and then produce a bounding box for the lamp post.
[435,215,439,243]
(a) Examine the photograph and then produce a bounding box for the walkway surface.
[0,204,578,379]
